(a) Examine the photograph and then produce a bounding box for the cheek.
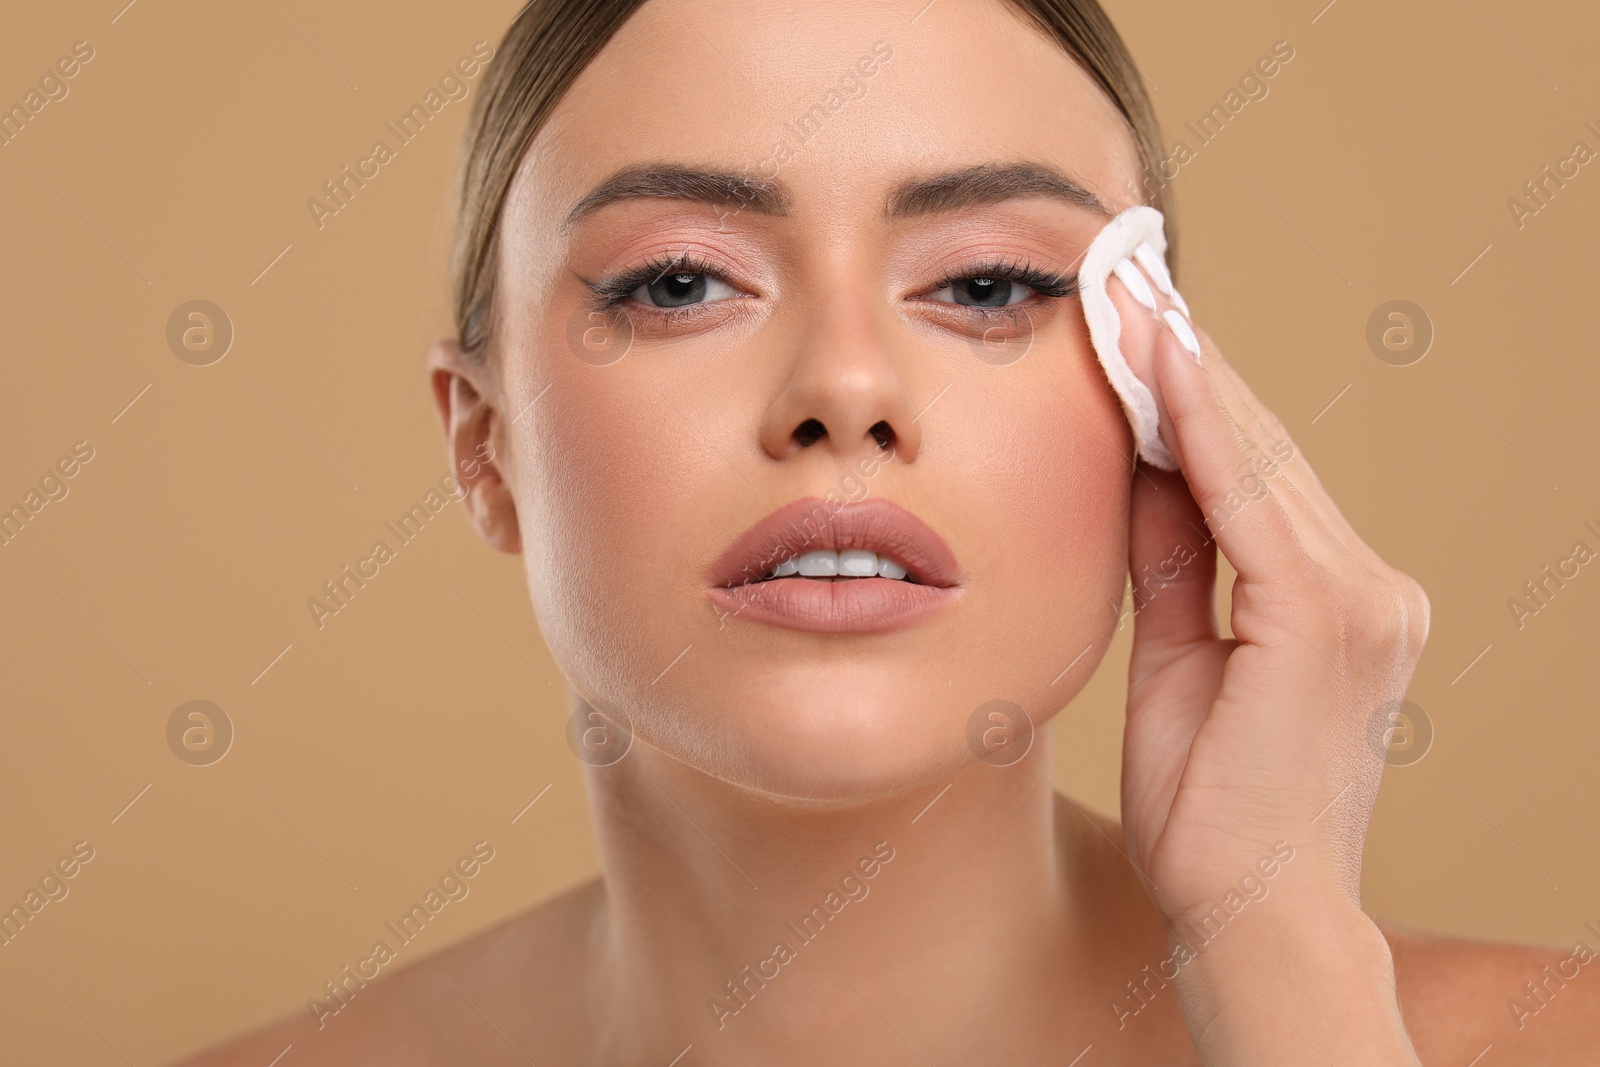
[966,345,1132,675]
[506,344,734,701]
[505,321,761,716]
[1038,352,1132,567]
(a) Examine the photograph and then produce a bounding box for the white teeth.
[795,550,837,577]
[760,548,913,581]
[838,548,877,576]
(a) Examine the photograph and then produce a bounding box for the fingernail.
[1133,242,1175,298]
[1132,241,1191,315]
[1163,309,1202,364]
[1113,257,1158,312]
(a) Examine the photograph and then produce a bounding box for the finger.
[1148,321,1331,588]
[1116,256,1294,502]
[1113,259,1357,587]
[1150,305,1363,574]
[1105,254,1177,458]
[1188,324,1391,577]
[1127,462,1220,681]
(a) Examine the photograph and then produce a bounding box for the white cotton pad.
[1078,205,1179,472]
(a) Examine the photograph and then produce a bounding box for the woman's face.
[477,0,1148,799]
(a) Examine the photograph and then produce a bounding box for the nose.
[757,287,924,466]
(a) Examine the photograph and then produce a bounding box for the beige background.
[2,0,1597,1062]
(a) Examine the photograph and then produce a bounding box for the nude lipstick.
[705,496,964,633]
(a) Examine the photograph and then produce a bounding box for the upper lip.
[705,496,963,590]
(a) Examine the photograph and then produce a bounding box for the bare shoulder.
[169,876,607,1067]
[1044,795,1599,1065]
[1382,918,1600,1066]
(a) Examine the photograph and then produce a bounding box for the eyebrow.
[885,161,1112,220]
[561,160,1112,231]
[561,164,790,232]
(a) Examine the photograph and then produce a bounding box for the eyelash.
[928,256,1080,306]
[584,253,1081,316]
[587,252,731,311]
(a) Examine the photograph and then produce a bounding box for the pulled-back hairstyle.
[448,0,1172,363]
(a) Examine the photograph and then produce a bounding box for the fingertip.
[1161,310,1202,364]
[1150,314,1212,437]
[1113,257,1159,313]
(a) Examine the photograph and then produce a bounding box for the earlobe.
[426,339,522,554]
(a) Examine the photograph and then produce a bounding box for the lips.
[704,496,965,633]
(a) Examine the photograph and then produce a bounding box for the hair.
[448,0,1173,363]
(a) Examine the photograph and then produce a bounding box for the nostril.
[794,418,826,447]
[870,421,894,451]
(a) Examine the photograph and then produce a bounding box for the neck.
[581,720,1094,1064]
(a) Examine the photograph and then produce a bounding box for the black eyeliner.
[936,255,1079,299]
[587,252,730,310]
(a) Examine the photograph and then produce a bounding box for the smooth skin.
[178,0,1596,1063]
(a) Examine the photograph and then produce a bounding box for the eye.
[587,251,753,313]
[630,270,743,309]
[919,259,1079,310]
[927,275,1035,308]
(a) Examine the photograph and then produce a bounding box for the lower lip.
[706,576,962,633]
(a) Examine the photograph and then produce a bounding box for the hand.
[1102,256,1431,1063]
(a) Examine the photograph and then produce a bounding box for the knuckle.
[1320,570,1408,660]
[1362,575,1416,655]
[1394,572,1431,656]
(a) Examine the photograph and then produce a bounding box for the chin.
[640,656,1028,803]
[540,550,1108,803]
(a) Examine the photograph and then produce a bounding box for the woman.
[182,0,1597,1063]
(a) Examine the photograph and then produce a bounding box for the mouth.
[755,547,916,582]
[705,496,964,634]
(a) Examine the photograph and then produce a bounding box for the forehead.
[512,0,1144,226]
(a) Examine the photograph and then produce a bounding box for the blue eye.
[923,259,1079,309]
[630,270,743,308]
[590,253,749,312]
[929,276,1032,308]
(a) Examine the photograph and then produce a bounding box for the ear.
[427,339,521,554]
